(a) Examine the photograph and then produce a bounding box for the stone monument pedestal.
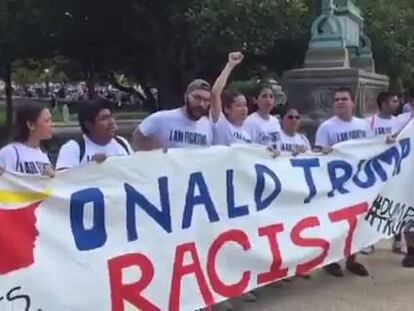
[282,0,389,141]
[283,68,389,141]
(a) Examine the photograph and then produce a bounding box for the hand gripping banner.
[1,123,414,310]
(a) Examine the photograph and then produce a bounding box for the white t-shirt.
[402,103,413,113]
[138,108,213,149]
[279,130,311,152]
[56,135,133,169]
[0,143,51,176]
[244,112,281,147]
[213,114,251,146]
[315,116,371,147]
[396,112,413,133]
[365,114,399,136]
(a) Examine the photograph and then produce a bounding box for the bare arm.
[210,52,244,123]
[133,128,162,151]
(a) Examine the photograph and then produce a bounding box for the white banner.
[1,122,414,311]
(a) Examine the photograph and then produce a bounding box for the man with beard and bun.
[315,87,371,277]
[133,79,213,150]
[56,101,133,169]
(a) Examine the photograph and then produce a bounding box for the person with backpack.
[55,101,133,170]
[0,103,54,177]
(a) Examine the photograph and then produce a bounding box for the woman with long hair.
[244,81,282,149]
[0,103,54,177]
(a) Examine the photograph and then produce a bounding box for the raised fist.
[228,52,244,67]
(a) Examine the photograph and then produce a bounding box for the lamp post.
[44,68,50,97]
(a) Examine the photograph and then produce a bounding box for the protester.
[132,78,233,311]
[367,91,400,137]
[279,106,311,154]
[360,91,401,254]
[55,101,133,170]
[0,103,54,177]
[315,87,371,277]
[402,86,414,113]
[211,52,252,146]
[244,82,281,149]
[396,96,414,267]
[133,80,213,150]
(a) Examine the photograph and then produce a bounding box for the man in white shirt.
[367,91,400,137]
[56,101,133,169]
[133,79,213,150]
[361,92,400,255]
[402,86,414,113]
[315,87,371,277]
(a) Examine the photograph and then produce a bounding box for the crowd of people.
[0,52,413,310]
[0,80,158,110]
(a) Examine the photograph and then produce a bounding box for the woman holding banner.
[210,51,252,146]
[244,79,282,150]
[209,51,257,308]
[0,103,54,177]
[279,106,311,155]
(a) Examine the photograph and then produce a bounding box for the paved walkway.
[221,241,414,311]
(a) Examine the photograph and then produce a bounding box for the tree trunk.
[5,61,13,139]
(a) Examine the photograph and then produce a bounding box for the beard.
[185,100,209,121]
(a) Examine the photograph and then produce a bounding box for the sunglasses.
[287,115,301,120]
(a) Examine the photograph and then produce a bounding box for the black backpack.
[75,136,131,163]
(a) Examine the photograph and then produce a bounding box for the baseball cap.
[185,79,211,95]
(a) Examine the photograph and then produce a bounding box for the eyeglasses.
[190,94,210,103]
[287,115,301,120]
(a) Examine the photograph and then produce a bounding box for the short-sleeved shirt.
[213,114,251,145]
[244,112,281,147]
[0,143,51,176]
[279,131,311,152]
[402,103,413,114]
[315,116,371,147]
[395,112,413,133]
[56,135,132,169]
[366,114,400,137]
[138,108,213,149]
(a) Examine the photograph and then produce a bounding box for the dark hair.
[377,91,397,109]
[78,100,111,134]
[247,80,274,113]
[279,104,300,119]
[14,103,47,143]
[334,87,355,101]
[221,90,244,109]
[253,81,273,99]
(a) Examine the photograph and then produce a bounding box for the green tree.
[357,0,414,91]
[123,0,311,107]
[0,0,53,134]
